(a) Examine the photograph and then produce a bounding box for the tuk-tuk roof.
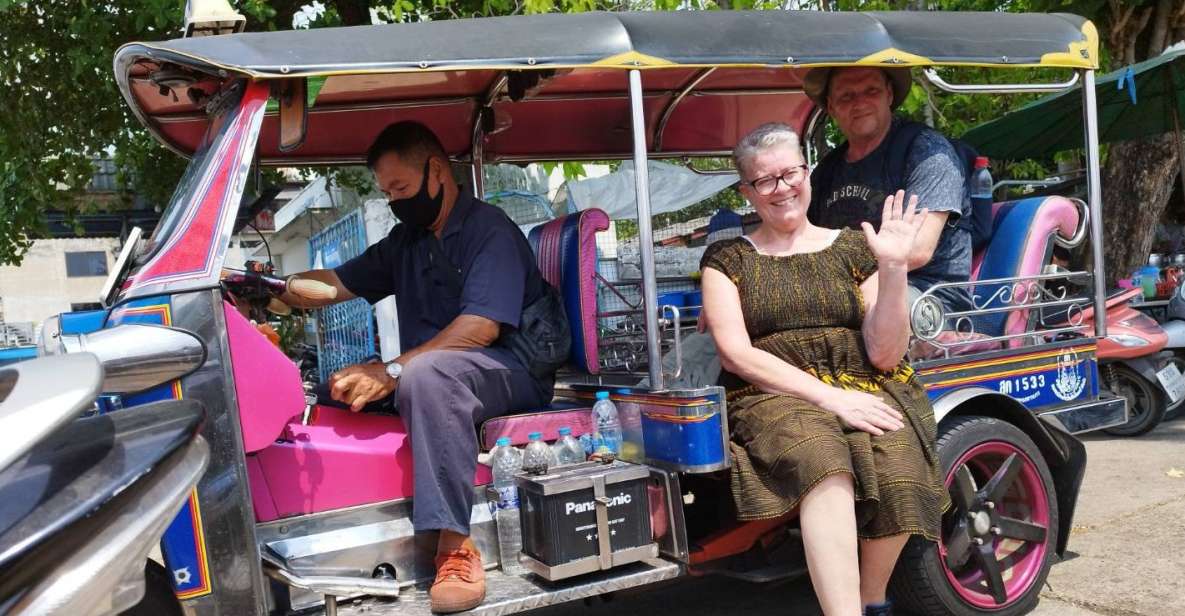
[115,10,1098,164]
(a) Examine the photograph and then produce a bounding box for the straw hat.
[803,67,912,110]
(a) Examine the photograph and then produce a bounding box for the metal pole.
[1082,69,1108,339]
[471,117,485,198]
[628,69,664,391]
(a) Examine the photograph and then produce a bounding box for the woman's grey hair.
[733,123,803,179]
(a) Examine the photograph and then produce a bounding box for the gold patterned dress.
[701,230,949,540]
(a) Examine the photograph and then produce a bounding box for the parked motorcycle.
[1153,282,1185,420]
[1056,287,1178,436]
[0,353,209,615]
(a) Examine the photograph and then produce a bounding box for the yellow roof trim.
[592,51,675,67]
[854,48,933,66]
[1039,20,1099,69]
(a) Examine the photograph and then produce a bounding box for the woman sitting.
[700,123,949,616]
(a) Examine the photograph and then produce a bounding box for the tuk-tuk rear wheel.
[890,415,1058,616]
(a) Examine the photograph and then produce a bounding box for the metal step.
[331,558,682,616]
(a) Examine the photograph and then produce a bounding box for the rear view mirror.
[275,78,308,153]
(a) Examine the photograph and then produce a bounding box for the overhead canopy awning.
[962,45,1185,160]
[114,10,1098,164]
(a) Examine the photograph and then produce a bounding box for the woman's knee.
[800,472,856,512]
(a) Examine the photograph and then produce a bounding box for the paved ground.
[528,414,1185,616]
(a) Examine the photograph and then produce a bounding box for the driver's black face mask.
[388,158,443,230]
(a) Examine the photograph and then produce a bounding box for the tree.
[0,0,696,266]
[1090,0,1185,283]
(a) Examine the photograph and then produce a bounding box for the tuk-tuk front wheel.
[890,415,1058,616]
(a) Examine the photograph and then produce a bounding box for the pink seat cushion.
[249,406,491,522]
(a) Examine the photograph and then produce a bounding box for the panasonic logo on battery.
[565,494,632,515]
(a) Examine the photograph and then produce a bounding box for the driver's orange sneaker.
[430,547,486,613]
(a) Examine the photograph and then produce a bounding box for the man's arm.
[907,211,950,270]
[328,313,500,411]
[902,129,966,271]
[281,269,356,309]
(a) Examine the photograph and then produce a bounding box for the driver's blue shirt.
[334,192,546,350]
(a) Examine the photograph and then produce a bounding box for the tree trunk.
[1101,134,1182,283]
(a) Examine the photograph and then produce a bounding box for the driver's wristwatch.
[384,361,403,379]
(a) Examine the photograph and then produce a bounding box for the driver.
[282,121,560,614]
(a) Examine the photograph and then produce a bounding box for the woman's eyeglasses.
[743,164,809,196]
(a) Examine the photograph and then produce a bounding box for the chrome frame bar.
[654,67,716,151]
[1081,69,1107,338]
[923,68,1080,94]
[629,69,664,391]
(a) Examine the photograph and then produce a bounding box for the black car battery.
[516,460,657,581]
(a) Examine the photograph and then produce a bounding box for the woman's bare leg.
[858,534,910,606]
[799,473,862,616]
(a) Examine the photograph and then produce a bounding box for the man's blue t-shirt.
[334,193,546,351]
[808,118,972,311]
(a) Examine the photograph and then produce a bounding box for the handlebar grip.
[288,278,339,301]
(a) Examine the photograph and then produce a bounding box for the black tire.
[1102,364,1166,437]
[120,560,183,616]
[890,415,1059,616]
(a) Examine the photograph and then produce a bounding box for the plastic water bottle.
[551,427,585,466]
[591,391,623,456]
[489,437,524,573]
[522,432,555,475]
[969,156,993,250]
[616,388,645,461]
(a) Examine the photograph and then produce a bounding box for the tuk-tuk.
[40,9,1125,616]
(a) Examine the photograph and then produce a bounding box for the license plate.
[1156,363,1185,404]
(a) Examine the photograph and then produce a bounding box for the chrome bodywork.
[60,324,206,394]
[332,558,683,616]
[11,437,209,616]
[256,488,497,612]
[1037,394,1128,434]
[0,353,103,471]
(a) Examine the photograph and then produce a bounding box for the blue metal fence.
[309,209,375,381]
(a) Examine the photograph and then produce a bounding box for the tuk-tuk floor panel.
[331,558,683,616]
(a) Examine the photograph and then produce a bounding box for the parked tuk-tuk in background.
[25,8,1127,616]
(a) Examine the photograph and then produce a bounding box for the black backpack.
[812,120,993,252]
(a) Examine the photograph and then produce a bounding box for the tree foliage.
[3,0,1178,274]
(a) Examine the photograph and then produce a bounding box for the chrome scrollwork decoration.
[911,294,947,341]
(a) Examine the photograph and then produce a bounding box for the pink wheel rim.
[939,440,1051,609]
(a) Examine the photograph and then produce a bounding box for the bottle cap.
[528,431,543,440]
[496,437,511,446]
[558,427,572,436]
[975,156,990,168]
[615,388,630,395]
[595,391,610,400]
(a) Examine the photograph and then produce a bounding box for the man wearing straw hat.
[804,67,972,314]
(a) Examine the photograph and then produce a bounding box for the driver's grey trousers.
[397,346,549,536]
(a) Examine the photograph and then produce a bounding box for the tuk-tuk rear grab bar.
[922,68,1080,94]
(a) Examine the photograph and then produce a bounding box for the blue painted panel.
[60,310,107,335]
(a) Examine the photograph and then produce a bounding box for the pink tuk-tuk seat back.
[528,208,610,374]
[970,196,1080,346]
